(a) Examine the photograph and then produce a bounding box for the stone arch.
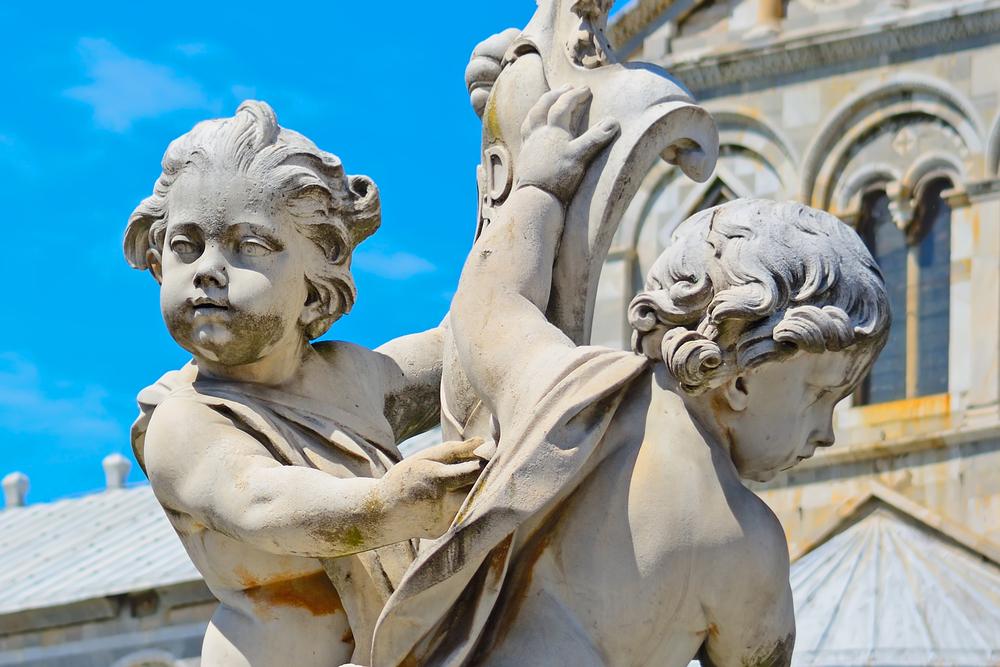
[989,111,1000,175]
[832,162,903,216]
[802,74,984,208]
[626,163,752,251]
[709,107,800,192]
[903,151,965,195]
[618,107,795,253]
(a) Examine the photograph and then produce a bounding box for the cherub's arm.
[144,397,482,558]
[451,87,618,426]
[699,585,794,667]
[698,516,795,667]
[376,324,445,443]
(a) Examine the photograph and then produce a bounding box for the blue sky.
[0,1,560,503]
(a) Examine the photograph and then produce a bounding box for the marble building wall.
[597,0,1000,549]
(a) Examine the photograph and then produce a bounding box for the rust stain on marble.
[242,571,344,617]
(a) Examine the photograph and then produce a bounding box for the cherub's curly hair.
[124,100,380,340]
[627,200,890,394]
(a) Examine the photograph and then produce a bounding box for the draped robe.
[372,347,651,666]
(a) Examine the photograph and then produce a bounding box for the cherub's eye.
[239,239,273,257]
[170,236,198,256]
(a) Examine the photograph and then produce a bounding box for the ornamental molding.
[607,0,678,51]
[663,7,1000,96]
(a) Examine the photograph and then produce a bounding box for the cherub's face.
[157,170,312,367]
[725,348,872,483]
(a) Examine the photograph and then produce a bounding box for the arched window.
[913,179,952,396]
[856,178,952,404]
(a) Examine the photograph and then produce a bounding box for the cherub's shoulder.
[148,391,227,431]
[143,393,237,464]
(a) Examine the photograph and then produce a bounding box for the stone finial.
[103,454,132,491]
[2,472,29,509]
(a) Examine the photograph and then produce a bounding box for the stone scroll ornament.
[470,0,718,344]
[440,0,720,464]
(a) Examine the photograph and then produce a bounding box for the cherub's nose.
[813,417,836,448]
[194,246,228,290]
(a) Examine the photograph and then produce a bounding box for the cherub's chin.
[194,325,233,350]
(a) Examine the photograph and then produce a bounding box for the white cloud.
[65,38,212,132]
[353,250,436,280]
[0,354,122,443]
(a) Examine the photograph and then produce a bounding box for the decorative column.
[747,0,783,38]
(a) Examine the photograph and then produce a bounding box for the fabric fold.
[372,347,650,666]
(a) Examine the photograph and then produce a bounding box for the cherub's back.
[471,368,788,666]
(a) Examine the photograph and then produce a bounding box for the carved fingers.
[436,460,486,491]
[571,119,622,167]
[466,27,521,119]
[547,85,592,133]
[521,85,570,143]
[411,437,486,465]
[515,85,620,204]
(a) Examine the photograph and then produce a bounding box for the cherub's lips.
[190,297,229,309]
[189,297,231,317]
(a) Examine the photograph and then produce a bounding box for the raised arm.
[451,87,618,424]
[144,397,483,558]
[377,325,444,443]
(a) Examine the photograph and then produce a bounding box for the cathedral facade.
[599,0,1000,570]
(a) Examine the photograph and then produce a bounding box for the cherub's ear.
[721,375,749,412]
[146,249,163,284]
[299,285,328,339]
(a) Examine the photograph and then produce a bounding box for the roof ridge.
[790,482,1000,567]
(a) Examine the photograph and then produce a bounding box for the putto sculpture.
[124,1,890,666]
[370,89,889,667]
[124,101,484,667]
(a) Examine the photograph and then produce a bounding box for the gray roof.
[398,425,443,457]
[0,485,199,616]
[0,428,446,618]
[791,491,1000,666]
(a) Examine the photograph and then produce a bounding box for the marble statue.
[442,0,718,462]
[123,1,893,665]
[124,101,486,667]
[369,88,890,666]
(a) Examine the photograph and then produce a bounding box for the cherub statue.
[124,101,485,667]
[371,88,890,666]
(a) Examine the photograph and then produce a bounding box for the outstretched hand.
[381,438,488,539]
[515,85,620,204]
